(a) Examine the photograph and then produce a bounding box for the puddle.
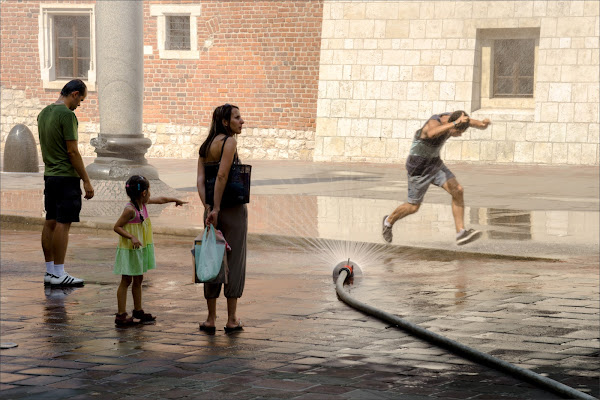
[2,189,598,250]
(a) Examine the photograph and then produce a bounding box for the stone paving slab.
[1,228,598,399]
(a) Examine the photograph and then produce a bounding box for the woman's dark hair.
[199,104,239,157]
[448,110,469,131]
[125,175,149,221]
[60,79,87,97]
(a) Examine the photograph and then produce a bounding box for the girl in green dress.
[113,175,186,326]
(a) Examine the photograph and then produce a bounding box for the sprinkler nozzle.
[332,259,361,284]
[342,258,353,275]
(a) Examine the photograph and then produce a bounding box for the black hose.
[335,269,597,400]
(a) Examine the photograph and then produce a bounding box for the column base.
[87,134,158,180]
[86,158,160,180]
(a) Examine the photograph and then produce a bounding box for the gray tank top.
[405,113,451,176]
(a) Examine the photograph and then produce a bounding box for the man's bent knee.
[407,203,421,214]
[444,179,464,198]
[452,185,464,199]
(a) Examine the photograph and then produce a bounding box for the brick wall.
[143,0,322,131]
[1,0,323,160]
[0,0,99,123]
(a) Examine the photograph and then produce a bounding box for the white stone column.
[87,0,158,179]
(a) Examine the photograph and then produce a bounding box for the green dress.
[114,203,156,276]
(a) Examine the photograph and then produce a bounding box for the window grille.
[166,16,191,51]
[493,39,535,98]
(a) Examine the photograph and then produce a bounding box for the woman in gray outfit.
[196,104,247,334]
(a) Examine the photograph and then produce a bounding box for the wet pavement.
[0,228,598,399]
[1,158,598,260]
[1,158,599,399]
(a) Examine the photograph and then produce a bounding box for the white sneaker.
[44,272,58,286]
[50,272,84,287]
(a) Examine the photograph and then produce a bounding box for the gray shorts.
[407,165,455,204]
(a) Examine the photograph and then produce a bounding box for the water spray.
[332,261,597,400]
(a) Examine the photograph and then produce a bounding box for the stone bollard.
[3,124,39,172]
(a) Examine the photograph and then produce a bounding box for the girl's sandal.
[115,312,136,326]
[132,309,156,324]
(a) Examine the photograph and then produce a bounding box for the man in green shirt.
[38,79,94,286]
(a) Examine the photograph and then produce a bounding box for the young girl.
[113,175,187,326]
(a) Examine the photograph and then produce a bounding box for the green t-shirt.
[37,104,79,177]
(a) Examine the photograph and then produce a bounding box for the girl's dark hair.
[125,175,149,221]
[448,110,469,131]
[199,104,239,157]
[60,79,87,97]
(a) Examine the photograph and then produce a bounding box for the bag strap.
[218,136,229,162]
[218,135,239,164]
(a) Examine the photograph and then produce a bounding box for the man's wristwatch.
[452,121,457,126]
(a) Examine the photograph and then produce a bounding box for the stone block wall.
[314,1,599,165]
[2,0,598,166]
[0,0,322,161]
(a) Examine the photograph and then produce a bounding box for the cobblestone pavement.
[1,228,598,399]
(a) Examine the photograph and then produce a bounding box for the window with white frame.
[150,5,201,60]
[39,4,96,90]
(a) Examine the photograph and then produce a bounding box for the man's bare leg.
[41,220,57,262]
[388,202,420,225]
[442,177,481,245]
[52,222,72,265]
[442,178,465,233]
[382,202,420,243]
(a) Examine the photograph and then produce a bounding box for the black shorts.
[44,176,82,223]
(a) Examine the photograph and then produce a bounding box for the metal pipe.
[335,269,596,400]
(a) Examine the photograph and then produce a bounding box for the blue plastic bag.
[195,225,226,283]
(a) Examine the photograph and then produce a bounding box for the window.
[150,5,201,60]
[54,16,91,79]
[493,39,535,98]
[167,16,191,51]
[39,5,96,90]
[473,28,539,110]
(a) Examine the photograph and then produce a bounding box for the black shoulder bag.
[204,136,251,208]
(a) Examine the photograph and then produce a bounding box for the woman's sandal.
[224,321,243,334]
[115,312,136,326]
[132,309,156,324]
[199,322,216,334]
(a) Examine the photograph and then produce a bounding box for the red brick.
[1,0,323,131]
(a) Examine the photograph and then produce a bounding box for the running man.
[382,110,491,245]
